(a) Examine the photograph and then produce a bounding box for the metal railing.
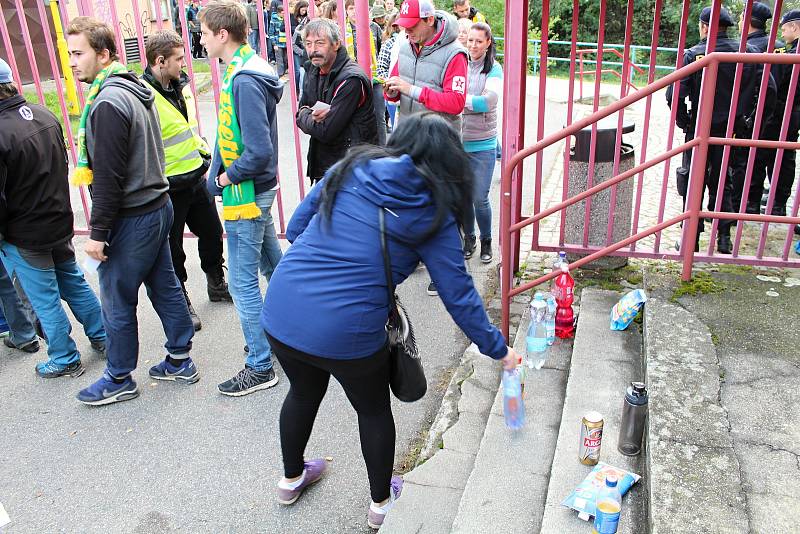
[494,37,679,76]
[498,0,800,338]
[0,0,378,238]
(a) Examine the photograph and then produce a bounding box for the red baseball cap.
[396,0,436,28]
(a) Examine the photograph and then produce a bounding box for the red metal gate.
[499,0,800,337]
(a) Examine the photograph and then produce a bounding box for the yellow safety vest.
[152,84,210,177]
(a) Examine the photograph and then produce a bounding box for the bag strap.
[379,208,399,315]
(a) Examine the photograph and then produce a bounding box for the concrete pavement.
[1,77,502,533]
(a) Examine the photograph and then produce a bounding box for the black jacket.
[772,39,800,123]
[297,47,378,179]
[0,95,74,250]
[142,67,210,191]
[666,33,775,134]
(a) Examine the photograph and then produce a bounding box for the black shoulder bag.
[379,208,426,403]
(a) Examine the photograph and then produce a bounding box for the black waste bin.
[564,117,636,269]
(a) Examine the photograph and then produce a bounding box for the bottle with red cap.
[553,251,575,339]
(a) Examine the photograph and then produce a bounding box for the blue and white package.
[561,462,641,521]
[610,289,647,331]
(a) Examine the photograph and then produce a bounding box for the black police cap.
[751,2,772,23]
[700,6,734,27]
[780,9,800,25]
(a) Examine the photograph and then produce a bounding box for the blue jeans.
[0,260,37,348]
[464,149,496,240]
[224,190,283,371]
[248,29,261,54]
[1,242,104,366]
[98,201,194,378]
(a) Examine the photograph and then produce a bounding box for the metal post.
[500,0,529,339]
[354,0,371,76]
[50,0,80,115]
[284,0,308,200]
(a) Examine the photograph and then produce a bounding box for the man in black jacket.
[143,30,231,333]
[666,6,766,254]
[297,18,378,185]
[67,17,199,406]
[0,57,106,378]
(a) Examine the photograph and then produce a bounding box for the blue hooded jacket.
[208,55,284,196]
[261,155,507,360]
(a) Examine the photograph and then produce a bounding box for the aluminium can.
[579,411,604,465]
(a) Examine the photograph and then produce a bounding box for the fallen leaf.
[325,456,334,462]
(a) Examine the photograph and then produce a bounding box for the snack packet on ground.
[610,289,647,331]
[561,462,641,521]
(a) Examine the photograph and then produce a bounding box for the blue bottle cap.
[605,474,618,487]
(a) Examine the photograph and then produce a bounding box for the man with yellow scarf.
[67,17,200,406]
[201,1,285,397]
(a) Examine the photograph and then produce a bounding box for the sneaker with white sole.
[276,458,327,505]
[367,475,404,529]
[149,357,200,383]
[76,371,139,405]
[218,366,278,396]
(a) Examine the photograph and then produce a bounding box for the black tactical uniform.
[729,32,782,211]
[751,23,800,217]
[666,6,763,253]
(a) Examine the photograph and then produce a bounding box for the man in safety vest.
[143,30,232,332]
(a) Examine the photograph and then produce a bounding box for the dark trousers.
[373,82,387,146]
[747,113,800,211]
[168,184,224,283]
[275,46,288,77]
[98,201,194,378]
[677,126,734,236]
[191,32,204,58]
[268,334,395,503]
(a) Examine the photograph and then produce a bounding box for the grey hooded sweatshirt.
[86,72,168,242]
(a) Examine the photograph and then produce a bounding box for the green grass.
[671,272,726,301]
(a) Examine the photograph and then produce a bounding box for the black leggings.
[268,334,396,503]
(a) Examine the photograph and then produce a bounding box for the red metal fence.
[499,0,800,338]
[0,0,376,238]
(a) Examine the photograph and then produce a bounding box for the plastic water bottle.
[502,368,525,430]
[545,293,556,345]
[526,294,548,370]
[554,259,575,339]
[592,474,622,534]
[550,251,567,295]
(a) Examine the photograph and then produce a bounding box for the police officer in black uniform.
[667,6,763,254]
[730,2,781,214]
[754,9,800,222]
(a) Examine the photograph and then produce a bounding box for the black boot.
[717,233,732,255]
[463,234,477,259]
[206,266,233,302]
[182,283,202,331]
[479,238,493,263]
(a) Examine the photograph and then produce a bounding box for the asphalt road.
[0,79,537,533]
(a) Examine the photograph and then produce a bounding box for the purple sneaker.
[367,475,403,530]
[276,459,327,505]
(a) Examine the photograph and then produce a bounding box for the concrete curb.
[380,345,501,534]
[540,289,646,533]
[644,297,749,533]
[451,310,573,533]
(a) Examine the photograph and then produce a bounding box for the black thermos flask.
[617,382,648,456]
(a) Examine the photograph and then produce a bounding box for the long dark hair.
[320,112,474,240]
[471,22,495,75]
[293,0,308,19]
